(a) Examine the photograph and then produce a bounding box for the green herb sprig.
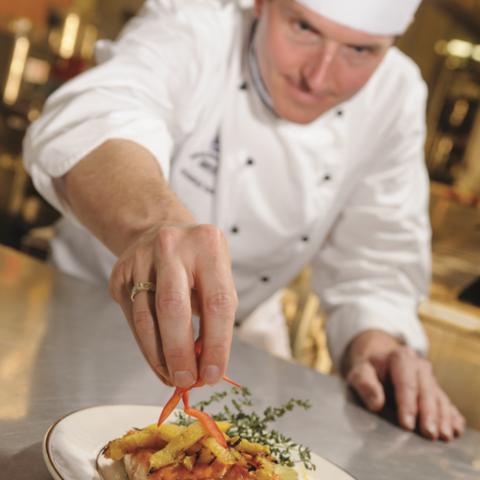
[174,387,315,471]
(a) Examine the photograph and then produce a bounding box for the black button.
[234,321,241,327]
[261,276,269,282]
[324,174,331,181]
[240,81,248,90]
[231,226,239,233]
[302,236,309,242]
[246,158,255,166]
[337,110,343,116]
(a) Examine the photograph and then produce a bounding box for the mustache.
[298,76,310,92]
[290,75,333,98]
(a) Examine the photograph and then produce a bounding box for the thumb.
[347,361,386,412]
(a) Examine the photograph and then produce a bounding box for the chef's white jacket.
[23,0,430,370]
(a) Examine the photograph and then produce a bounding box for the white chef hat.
[295,0,422,36]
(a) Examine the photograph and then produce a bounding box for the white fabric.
[23,0,430,370]
[234,290,292,360]
[297,0,422,35]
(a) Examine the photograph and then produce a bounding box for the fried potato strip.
[104,424,187,461]
[201,437,237,465]
[149,421,231,471]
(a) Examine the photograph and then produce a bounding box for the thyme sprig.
[174,387,315,471]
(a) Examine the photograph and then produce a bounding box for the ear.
[253,0,266,18]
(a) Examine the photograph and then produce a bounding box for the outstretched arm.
[63,139,237,388]
[23,0,239,389]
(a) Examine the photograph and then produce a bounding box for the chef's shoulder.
[96,0,241,70]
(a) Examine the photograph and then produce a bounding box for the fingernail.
[426,419,438,438]
[441,422,453,440]
[454,422,464,437]
[404,413,415,430]
[173,371,195,388]
[202,365,221,385]
[366,394,378,410]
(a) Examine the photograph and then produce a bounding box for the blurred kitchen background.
[1,0,480,430]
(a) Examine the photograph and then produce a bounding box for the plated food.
[103,420,287,480]
[43,404,357,480]
[102,386,314,480]
[43,334,348,480]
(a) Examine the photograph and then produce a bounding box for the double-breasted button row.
[227,151,318,285]
[231,225,308,244]
[244,154,331,182]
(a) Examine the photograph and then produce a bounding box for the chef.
[24,0,465,440]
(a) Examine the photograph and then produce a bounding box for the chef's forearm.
[62,139,195,257]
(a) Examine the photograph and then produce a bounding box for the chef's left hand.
[343,330,466,440]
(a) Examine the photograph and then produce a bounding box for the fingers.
[391,353,466,441]
[115,290,174,387]
[417,359,439,439]
[109,224,237,390]
[435,385,466,440]
[416,358,464,441]
[347,361,386,412]
[195,227,237,385]
[110,253,174,387]
[436,385,454,441]
[155,253,197,388]
[132,288,170,382]
[451,404,466,437]
[389,347,418,431]
[345,338,466,442]
[154,225,236,388]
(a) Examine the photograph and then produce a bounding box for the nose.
[304,41,337,92]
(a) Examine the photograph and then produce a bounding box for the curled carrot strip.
[157,387,184,426]
[157,377,205,426]
[222,375,242,389]
[182,391,227,448]
[157,336,242,433]
[157,378,204,426]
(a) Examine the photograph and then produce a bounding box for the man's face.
[254,0,396,124]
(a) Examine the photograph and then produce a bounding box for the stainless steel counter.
[1,244,480,480]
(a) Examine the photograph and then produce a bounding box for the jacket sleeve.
[311,76,431,372]
[23,0,231,222]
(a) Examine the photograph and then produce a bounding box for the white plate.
[43,404,356,480]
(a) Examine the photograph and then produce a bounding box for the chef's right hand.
[109,223,238,388]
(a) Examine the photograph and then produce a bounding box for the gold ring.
[131,282,156,302]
